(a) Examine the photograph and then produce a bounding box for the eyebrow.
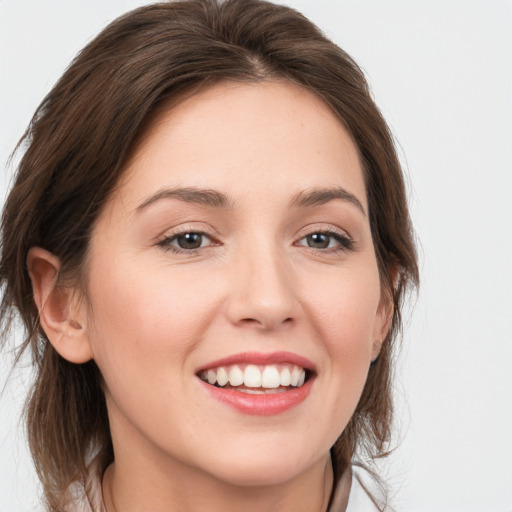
[136,187,234,212]
[290,187,367,216]
[135,185,366,216]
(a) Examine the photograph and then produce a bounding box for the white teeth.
[261,366,280,388]
[217,367,229,387]
[244,365,262,388]
[207,369,217,385]
[201,363,309,389]
[228,365,244,386]
[290,366,300,386]
[280,367,291,386]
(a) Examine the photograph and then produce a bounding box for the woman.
[0,0,418,510]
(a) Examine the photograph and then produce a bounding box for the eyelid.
[295,223,351,240]
[156,222,217,241]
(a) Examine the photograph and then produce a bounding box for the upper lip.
[196,351,316,373]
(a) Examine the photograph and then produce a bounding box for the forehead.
[117,80,367,211]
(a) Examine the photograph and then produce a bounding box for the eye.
[296,231,353,252]
[158,231,214,252]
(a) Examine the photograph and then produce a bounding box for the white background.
[1,1,511,511]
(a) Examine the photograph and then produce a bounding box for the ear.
[27,247,93,364]
[371,280,396,361]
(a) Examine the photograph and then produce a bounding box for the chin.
[198,445,324,488]
[213,463,304,488]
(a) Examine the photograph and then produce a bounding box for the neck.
[102,449,334,512]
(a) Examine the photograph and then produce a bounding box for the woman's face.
[83,80,387,486]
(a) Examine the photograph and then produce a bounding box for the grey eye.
[296,231,353,252]
[174,233,205,249]
[306,233,330,248]
[299,232,339,249]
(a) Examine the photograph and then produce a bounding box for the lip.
[195,351,316,373]
[196,351,316,416]
[199,376,314,416]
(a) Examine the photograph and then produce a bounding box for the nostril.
[239,317,260,325]
[238,316,294,329]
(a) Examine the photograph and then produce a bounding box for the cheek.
[83,255,230,456]
[304,263,381,348]
[300,260,381,397]
[84,256,223,389]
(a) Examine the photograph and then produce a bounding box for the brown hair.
[0,0,418,509]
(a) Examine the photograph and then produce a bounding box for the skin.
[28,80,389,512]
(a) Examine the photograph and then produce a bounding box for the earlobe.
[27,247,93,364]
[371,341,382,363]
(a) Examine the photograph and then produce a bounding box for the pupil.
[178,233,202,249]
[308,233,329,248]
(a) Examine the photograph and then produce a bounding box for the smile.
[199,363,308,394]
[196,352,316,415]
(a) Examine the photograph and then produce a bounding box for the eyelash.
[157,228,217,255]
[294,229,354,253]
[156,228,354,255]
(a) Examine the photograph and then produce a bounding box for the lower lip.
[199,378,314,416]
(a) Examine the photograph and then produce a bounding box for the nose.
[225,242,299,331]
